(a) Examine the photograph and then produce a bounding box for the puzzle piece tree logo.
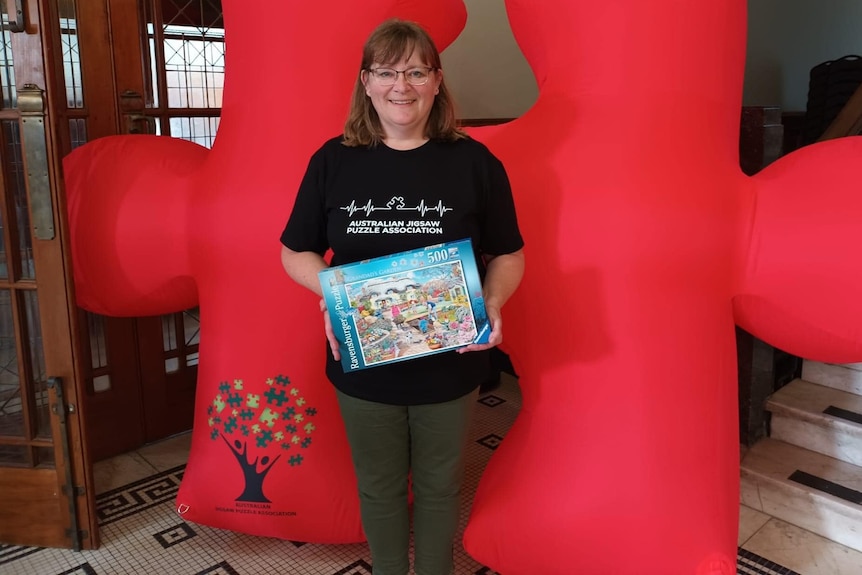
[207,375,318,503]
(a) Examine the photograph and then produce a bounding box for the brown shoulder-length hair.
[342,19,466,147]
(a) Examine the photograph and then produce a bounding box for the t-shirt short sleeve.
[280,145,329,255]
[478,147,524,257]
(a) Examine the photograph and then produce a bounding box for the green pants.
[335,388,478,575]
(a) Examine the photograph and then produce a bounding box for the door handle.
[47,377,84,551]
[2,0,25,33]
[125,114,157,135]
[120,90,157,134]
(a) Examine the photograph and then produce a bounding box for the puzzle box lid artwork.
[318,239,491,372]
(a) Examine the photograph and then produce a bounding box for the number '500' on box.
[318,238,491,372]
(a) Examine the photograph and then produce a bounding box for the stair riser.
[802,362,862,395]
[770,415,862,467]
[740,470,862,553]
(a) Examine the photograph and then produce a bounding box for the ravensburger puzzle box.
[318,238,491,372]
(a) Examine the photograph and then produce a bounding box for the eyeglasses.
[367,66,435,86]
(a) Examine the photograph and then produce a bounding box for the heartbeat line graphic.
[340,197,453,217]
[340,200,386,217]
[404,200,454,217]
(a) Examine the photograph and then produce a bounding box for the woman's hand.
[320,298,341,361]
[457,249,524,354]
[457,304,503,353]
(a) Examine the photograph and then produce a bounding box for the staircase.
[740,362,862,551]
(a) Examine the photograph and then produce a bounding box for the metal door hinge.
[2,0,26,33]
[52,402,76,415]
[19,84,55,240]
[64,528,89,541]
[63,485,86,497]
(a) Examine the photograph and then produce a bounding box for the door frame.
[0,0,97,550]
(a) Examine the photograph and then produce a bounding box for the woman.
[280,19,524,575]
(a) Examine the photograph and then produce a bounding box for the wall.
[441,0,536,119]
[745,0,862,112]
[442,1,862,118]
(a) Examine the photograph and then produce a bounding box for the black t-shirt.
[281,136,523,405]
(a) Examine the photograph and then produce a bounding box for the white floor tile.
[0,377,822,575]
[738,504,770,546]
[93,451,158,495]
[136,432,192,472]
[743,518,862,575]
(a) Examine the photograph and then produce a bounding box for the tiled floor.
[2,376,860,575]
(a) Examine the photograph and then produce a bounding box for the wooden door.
[0,0,97,549]
[69,0,223,460]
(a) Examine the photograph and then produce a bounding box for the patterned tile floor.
[0,376,850,574]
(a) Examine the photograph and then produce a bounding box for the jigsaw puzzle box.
[318,239,491,372]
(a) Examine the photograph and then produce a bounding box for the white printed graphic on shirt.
[340,196,452,235]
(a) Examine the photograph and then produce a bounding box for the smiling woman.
[280,17,525,575]
[342,20,454,150]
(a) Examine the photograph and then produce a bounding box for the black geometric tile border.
[476,433,504,450]
[57,564,98,575]
[737,548,801,575]
[153,522,197,549]
[0,544,43,566]
[478,394,506,407]
[331,559,372,575]
[96,465,184,526]
[193,561,239,575]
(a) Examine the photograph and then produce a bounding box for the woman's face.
[361,52,442,142]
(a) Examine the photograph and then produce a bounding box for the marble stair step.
[802,361,862,395]
[766,378,862,466]
[740,437,862,553]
